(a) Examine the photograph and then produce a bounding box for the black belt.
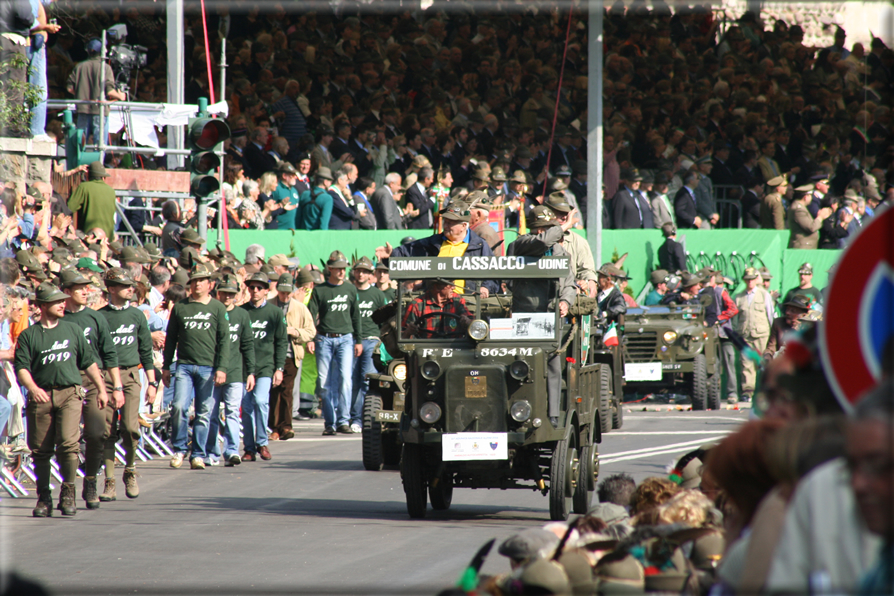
[322,332,349,338]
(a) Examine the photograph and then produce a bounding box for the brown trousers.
[268,358,298,434]
[104,366,142,474]
[27,386,83,492]
[82,368,139,476]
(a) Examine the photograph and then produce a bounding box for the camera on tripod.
[104,24,148,94]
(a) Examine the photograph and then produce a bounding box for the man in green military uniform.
[207,274,255,467]
[15,283,109,517]
[733,267,775,403]
[67,161,119,238]
[162,263,231,470]
[97,267,157,500]
[60,269,124,510]
[544,192,597,297]
[241,272,288,461]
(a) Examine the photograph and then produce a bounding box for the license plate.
[625,362,663,381]
[442,433,508,461]
[465,376,487,398]
[374,410,401,423]
[662,363,682,370]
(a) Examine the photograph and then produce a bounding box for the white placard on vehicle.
[625,362,663,381]
[442,433,508,461]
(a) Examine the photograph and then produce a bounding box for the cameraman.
[66,38,125,147]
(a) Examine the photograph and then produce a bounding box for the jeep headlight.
[663,331,678,344]
[421,360,441,380]
[468,319,489,341]
[392,363,407,381]
[509,360,530,380]
[419,401,442,424]
[510,400,532,422]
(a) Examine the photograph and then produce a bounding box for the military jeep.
[621,302,722,410]
[371,255,618,521]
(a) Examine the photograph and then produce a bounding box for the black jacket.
[658,238,686,273]
[389,230,499,296]
[598,287,627,323]
[673,187,700,229]
[740,190,761,229]
[404,183,434,229]
[243,142,277,180]
[611,187,653,229]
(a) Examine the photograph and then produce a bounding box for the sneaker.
[207,456,221,466]
[336,425,353,435]
[322,427,336,436]
[190,457,206,470]
[170,453,185,468]
[123,469,139,499]
[225,454,242,467]
[350,423,362,434]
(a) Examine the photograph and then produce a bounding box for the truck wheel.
[382,433,402,466]
[612,395,624,429]
[689,354,708,411]
[707,372,722,410]
[401,444,427,519]
[597,365,612,434]
[429,470,453,510]
[573,444,595,513]
[362,394,384,471]
[549,436,577,521]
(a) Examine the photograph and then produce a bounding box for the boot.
[57,482,77,516]
[123,468,139,499]
[99,477,117,502]
[82,476,100,510]
[32,490,53,518]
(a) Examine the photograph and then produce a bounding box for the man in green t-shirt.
[782,262,824,310]
[644,270,669,306]
[206,274,255,467]
[350,256,387,433]
[97,267,157,500]
[15,283,108,518]
[308,251,362,436]
[240,272,288,461]
[162,263,230,470]
[67,161,118,238]
[272,162,302,230]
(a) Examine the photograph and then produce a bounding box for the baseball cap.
[77,257,104,273]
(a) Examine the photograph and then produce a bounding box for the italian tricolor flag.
[604,323,619,347]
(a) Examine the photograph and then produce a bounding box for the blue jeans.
[163,362,177,411]
[207,382,244,458]
[0,396,11,438]
[241,376,272,453]
[351,339,379,425]
[170,364,215,459]
[27,44,47,136]
[76,112,111,146]
[314,334,354,429]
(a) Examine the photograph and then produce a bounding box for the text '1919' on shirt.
[14,320,95,389]
[163,298,230,371]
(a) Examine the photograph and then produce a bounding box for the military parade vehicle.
[363,255,622,521]
[620,299,722,410]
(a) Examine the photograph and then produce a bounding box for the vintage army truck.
[366,255,620,521]
[621,300,722,410]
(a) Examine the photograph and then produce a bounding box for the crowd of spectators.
[8,1,885,245]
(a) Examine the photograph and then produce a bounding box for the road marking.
[601,445,709,465]
[601,438,717,459]
[608,431,729,436]
[624,415,745,422]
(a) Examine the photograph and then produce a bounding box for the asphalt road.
[1,408,748,595]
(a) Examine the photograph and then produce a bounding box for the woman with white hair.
[240,180,265,229]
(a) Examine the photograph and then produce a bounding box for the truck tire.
[690,354,708,411]
[362,394,384,471]
[429,470,453,510]
[707,372,722,410]
[573,444,595,513]
[549,436,577,521]
[401,443,427,519]
[597,365,612,434]
[612,395,624,429]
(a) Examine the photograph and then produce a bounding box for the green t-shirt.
[643,290,664,306]
[162,297,230,371]
[308,281,361,339]
[98,304,153,369]
[223,306,255,383]
[240,301,287,378]
[14,320,95,389]
[64,306,119,370]
[380,285,396,303]
[356,285,388,339]
[67,179,118,238]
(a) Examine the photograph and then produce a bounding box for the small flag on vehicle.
[604,322,619,347]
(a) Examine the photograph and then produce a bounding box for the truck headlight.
[509,360,530,380]
[420,401,442,424]
[510,400,532,422]
[468,319,489,341]
[663,331,678,344]
[421,360,441,380]
[392,363,407,381]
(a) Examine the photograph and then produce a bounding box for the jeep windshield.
[390,256,571,344]
[628,305,704,315]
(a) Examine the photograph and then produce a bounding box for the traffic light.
[187,115,230,200]
[62,110,100,170]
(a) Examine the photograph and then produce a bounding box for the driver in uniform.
[402,280,473,339]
